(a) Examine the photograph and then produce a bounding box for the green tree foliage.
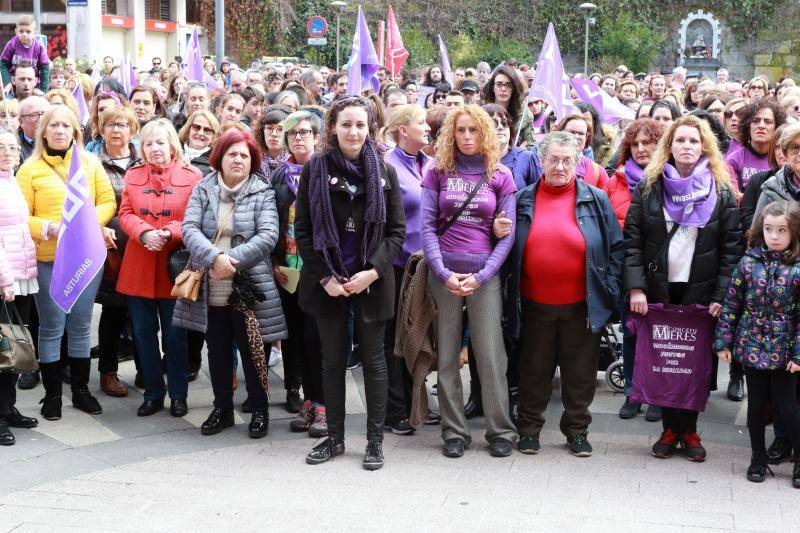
[592,12,664,73]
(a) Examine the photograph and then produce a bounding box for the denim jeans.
[127,296,188,401]
[34,261,102,363]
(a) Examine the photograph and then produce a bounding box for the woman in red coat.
[117,119,202,418]
[604,118,664,229]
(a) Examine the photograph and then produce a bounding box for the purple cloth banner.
[626,303,716,412]
[49,144,106,313]
[70,84,89,126]
[346,6,381,96]
[185,26,220,90]
[118,56,136,98]
[570,77,635,124]
[528,23,574,122]
[438,34,454,87]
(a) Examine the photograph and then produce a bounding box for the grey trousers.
[428,275,518,445]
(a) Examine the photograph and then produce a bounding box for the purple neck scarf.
[661,156,717,227]
[624,158,645,195]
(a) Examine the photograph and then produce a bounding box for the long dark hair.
[482,65,526,138]
[320,96,376,155]
[738,99,787,154]
[575,101,604,153]
[748,200,800,263]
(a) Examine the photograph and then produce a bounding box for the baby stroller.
[599,321,625,393]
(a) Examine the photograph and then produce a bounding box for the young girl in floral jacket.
[715,200,800,487]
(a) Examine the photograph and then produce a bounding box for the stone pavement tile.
[680,528,737,533]
[0,428,70,463]
[0,520,22,533]
[77,428,221,466]
[9,525,118,533]
[633,508,734,529]
[0,448,111,493]
[579,518,682,533]
[29,408,121,448]
[0,490,64,508]
[0,504,87,526]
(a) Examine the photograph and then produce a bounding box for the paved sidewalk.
[0,318,795,532]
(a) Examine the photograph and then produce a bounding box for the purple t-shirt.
[421,167,516,253]
[1,36,49,73]
[626,303,716,412]
[725,146,769,190]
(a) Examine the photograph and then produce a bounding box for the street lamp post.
[330,1,348,71]
[216,0,225,69]
[579,2,598,76]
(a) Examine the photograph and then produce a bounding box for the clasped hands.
[322,268,379,297]
[141,229,171,252]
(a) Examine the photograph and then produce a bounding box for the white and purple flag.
[185,26,220,90]
[528,23,575,122]
[438,34,454,87]
[118,55,136,98]
[570,77,635,124]
[70,84,89,126]
[49,144,106,313]
[346,6,381,95]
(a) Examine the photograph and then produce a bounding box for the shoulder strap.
[647,223,680,272]
[42,159,69,184]
[437,171,491,237]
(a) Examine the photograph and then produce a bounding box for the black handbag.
[167,248,191,283]
[0,302,37,374]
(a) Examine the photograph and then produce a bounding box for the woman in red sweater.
[504,131,624,457]
[117,119,202,418]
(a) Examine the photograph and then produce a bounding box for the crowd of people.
[1,14,800,486]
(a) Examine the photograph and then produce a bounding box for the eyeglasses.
[190,123,215,135]
[785,143,800,156]
[287,129,314,140]
[492,118,509,129]
[152,61,161,66]
[20,111,44,120]
[565,129,587,138]
[0,145,21,154]
[264,125,283,136]
[494,81,513,90]
[104,121,130,130]
[724,111,735,118]
[544,156,576,168]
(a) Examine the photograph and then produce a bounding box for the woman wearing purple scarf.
[605,118,665,423]
[624,116,742,462]
[294,96,406,470]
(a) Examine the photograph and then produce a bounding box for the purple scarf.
[307,138,386,281]
[661,156,717,227]
[624,158,645,195]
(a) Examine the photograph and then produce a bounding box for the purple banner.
[346,6,381,95]
[570,77,635,125]
[438,34,454,87]
[528,23,575,122]
[49,144,107,313]
[185,26,221,90]
[70,84,89,126]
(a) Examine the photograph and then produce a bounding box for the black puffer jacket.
[623,179,743,306]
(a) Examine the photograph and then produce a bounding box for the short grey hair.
[780,122,800,152]
[538,131,582,166]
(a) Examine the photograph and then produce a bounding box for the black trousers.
[745,367,800,455]
[0,296,33,415]
[97,304,128,373]
[383,265,413,423]
[187,330,205,371]
[279,287,323,403]
[206,306,268,411]
[316,301,387,443]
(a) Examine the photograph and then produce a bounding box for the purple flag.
[90,64,103,88]
[49,144,107,313]
[346,7,381,95]
[118,56,136,98]
[570,77,635,125]
[70,84,89,126]
[438,34,454,87]
[184,27,221,91]
[528,23,575,122]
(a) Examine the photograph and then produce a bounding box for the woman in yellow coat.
[16,105,116,421]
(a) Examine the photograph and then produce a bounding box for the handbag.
[171,203,236,301]
[167,247,190,283]
[0,302,37,373]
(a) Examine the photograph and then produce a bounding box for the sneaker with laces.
[363,440,384,470]
[568,432,592,457]
[682,432,707,462]
[652,428,680,459]
[306,436,344,465]
[268,346,282,367]
[746,452,774,483]
[290,400,314,432]
[518,434,540,454]
[308,405,328,438]
[384,418,415,435]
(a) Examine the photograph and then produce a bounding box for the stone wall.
[752,0,800,81]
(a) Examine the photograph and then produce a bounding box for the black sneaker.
[793,456,800,488]
[423,410,441,425]
[746,452,773,483]
[767,437,792,465]
[384,418,415,435]
[619,398,642,419]
[488,438,513,457]
[568,432,592,457]
[306,436,345,465]
[363,440,384,470]
[644,404,662,422]
[518,434,540,454]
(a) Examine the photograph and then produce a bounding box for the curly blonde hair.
[642,115,733,194]
[435,104,499,177]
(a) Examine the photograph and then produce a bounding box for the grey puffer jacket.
[172,171,287,342]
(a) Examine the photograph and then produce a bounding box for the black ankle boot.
[249,408,269,439]
[38,362,63,420]
[69,357,102,414]
[793,455,800,488]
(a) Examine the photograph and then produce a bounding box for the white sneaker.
[268,346,283,367]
